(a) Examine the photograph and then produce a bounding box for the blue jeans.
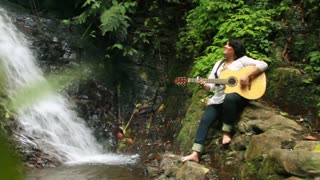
[194,93,248,146]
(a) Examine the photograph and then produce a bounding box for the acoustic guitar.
[174,66,266,100]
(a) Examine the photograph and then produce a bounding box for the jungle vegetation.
[16,0,320,94]
[58,0,320,114]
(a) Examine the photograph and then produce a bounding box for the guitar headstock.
[174,77,188,85]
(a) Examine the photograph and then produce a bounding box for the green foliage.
[303,0,320,16]
[73,0,136,37]
[0,67,22,180]
[214,6,276,56]
[72,0,103,25]
[131,0,181,50]
[177,0,284,76]
[176,0,243,61]
[190,46,223,77]
[107,44,138,57]
[0,133,22,180]
[304,51,320,72]
[164,0,181,3]
[317,102,320,118]
[100,1,136,39]
[71,0,137,57]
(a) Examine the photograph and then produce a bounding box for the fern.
[99,2,130,37]
[70,0,137,57]
[73,0,102,24]
[72,0,136,39]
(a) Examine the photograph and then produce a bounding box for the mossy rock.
[266,67,320,116]
[241,161,262,180]
[258,156,285,180]
[175,88,208,153]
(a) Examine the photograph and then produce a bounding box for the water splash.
[0,8,138,165]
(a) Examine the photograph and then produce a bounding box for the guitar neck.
[188,78,229,85]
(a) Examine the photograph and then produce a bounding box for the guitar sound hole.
[228,77,237,86]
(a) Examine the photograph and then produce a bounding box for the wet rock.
[146,166,160,178]
[294,141,320,151]
[13,133,62,168]
[245,128,298,161]
[264,149,320,178]
[143,152,218,180]
[159,153,182,177]
[176,161,209,180]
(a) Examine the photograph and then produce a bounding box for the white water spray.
[0,9,138,165]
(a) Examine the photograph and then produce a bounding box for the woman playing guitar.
[181,37,268,163]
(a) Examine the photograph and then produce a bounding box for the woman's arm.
[239,56,268,87]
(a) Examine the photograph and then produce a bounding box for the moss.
[241,157,285,180]
[259,156,285,180]
[314,144,320,153]
[176,88,208,152]
[266,67,320,118]
[241,161,260,179]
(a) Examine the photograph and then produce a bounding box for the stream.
[25,164,148,180]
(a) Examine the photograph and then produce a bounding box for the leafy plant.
[303,0,320,17]
[178,0,284,77]
[0,133,22,180]
[304,51,320,72]
[176,0,243,62]
[70,0,137,57]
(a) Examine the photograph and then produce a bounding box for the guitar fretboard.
[188,78,230,85]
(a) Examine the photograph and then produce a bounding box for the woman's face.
[223,41,235,58]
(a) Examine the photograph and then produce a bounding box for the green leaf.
[280,111,289,116]
[112,43,124,50]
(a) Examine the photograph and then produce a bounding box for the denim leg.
[194,105,221,145]
[222,93,248,131]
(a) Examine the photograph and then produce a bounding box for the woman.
[181,37,268,163]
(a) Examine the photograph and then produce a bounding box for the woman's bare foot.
[181,151,199,163]
[222,131,232,144]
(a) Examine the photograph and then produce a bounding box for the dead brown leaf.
[305,135,317,140]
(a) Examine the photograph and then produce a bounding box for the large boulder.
[175,98,319,179]
[262,149,320,178]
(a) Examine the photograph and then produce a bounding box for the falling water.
[0,9,138,165]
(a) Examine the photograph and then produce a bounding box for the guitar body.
[174,66,267,100]
[219,66,266,100]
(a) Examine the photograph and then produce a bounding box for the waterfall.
[0,9,138,165]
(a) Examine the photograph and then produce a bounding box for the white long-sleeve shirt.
[206,55,268,105]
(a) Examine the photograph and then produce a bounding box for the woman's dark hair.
[228,37,247,59]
